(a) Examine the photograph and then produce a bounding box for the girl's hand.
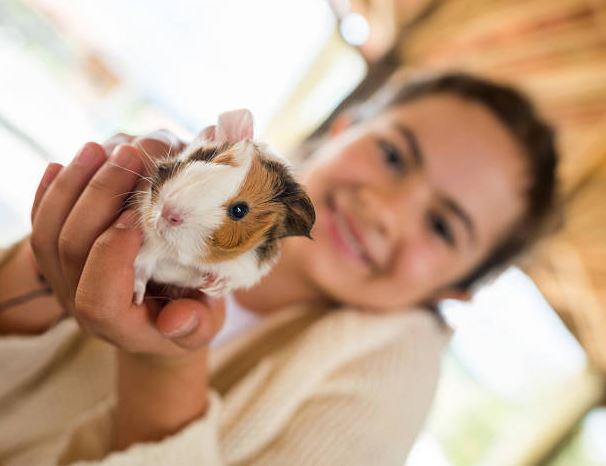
[30,130,226,451]
[30,132,224,360]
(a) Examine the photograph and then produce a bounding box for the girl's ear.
[328,112,355,137]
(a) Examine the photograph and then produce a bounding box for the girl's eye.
[429,213,455,247]
[378,140,405,173]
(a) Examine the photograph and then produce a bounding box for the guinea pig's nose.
[161,203,184,226]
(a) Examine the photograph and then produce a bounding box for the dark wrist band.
[0,237,53,312]
[0,286,53,312]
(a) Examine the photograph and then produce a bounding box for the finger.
[135,129,184,152]
[103,132,135,156]
[75,210,142,328]
[30,143,107,305]
[59,145,146,296]
[133,130,186,175]
[31,162,64,225]
[156,297,225,350]
[197,125,216,142]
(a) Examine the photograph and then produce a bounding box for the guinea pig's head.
[202,146,316,266]
[139,109,315,266]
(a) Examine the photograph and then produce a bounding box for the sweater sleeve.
[57,391,224,466]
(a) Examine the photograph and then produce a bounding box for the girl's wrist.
[115,347,210,449]
[0,236,64,334]
[122,345,209,371]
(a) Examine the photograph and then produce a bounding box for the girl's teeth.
[334,209,365,258]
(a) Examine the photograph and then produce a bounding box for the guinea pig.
[131,109,315,305]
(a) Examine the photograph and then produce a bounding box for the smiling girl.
[0,72,557,465]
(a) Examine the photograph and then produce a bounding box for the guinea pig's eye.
[228,202,249,221]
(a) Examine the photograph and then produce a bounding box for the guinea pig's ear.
[215,109,254,144]
[275,178,316,240]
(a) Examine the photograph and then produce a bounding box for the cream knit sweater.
[0,293,450,466]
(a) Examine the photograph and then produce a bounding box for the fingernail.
[39,163,62,189]
[115,210,138,229]
[110,144,132,166]
[74,144,101,166]
[145,130,180,147]
[165,313,199,338]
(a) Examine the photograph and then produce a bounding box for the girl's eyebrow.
[393,123,477,246]
[394,124,423,167]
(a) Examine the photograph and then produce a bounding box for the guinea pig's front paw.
[198,273,229,297]
[133,280,147,305]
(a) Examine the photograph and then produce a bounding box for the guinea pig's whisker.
[135,143,153,161]
[112,189,147,199]
[140,155,157,175]
[124,193,145,208]
[107,162,154,182]
[160,148,177,162]
[137,146,160,170]
[133,217,146,229]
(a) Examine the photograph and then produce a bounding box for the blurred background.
[1,1,606,464]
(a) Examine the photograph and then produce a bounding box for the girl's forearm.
[115,349,209,451]
[0,237,64,334]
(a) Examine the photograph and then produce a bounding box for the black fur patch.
[256,225,280,264]
[260,158,316,239]
[187,144,230,163]
[151,160,184,202]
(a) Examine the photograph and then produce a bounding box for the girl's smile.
[324,193,376,270]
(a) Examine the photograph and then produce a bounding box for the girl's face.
[289,94,528,310]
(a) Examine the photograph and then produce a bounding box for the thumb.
[156,296,226,350]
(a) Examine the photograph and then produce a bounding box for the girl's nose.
[361,176,431,241]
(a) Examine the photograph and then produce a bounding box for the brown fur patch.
[213,150,237,166]
[203,149,282,263]
[203,146,315,265]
